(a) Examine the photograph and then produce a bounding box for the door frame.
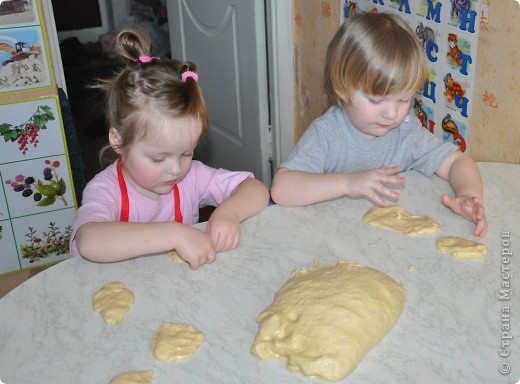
[266,0,295,171]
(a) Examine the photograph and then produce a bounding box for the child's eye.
[182,152,194,158]
[151,157,165,163]
[399,98,411,103]
[368,97,383,104]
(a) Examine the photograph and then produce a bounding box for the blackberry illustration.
[5,158,69,207]
[43,167,52,180]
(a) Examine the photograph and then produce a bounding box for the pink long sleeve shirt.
[70,160,253,256]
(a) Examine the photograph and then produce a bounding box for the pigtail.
[116,27,154,65]
[180,64,209,134]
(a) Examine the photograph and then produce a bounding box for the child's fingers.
[474,218,488,237]
[377,166,406,185]
[378,165,400,175]
[189,248,216,269]
[381,185,400,199]
[441,194,456,210]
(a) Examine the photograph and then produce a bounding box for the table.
[1,162,519,384]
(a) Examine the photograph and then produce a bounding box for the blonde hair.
[95,26,208,163]
[324,12,427,107]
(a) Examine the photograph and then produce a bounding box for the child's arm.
[435,151,488,237]
[75,221,216,269]
[271,165,406,207]
[207,177,270,252]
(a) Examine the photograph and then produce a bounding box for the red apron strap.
[173,184,183,223]
[117,157,182,223]
[117,157,130,222]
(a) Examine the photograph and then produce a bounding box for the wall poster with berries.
[341,0,483,153]
[0,96,77,274]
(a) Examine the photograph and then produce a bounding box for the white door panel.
[167,0,270,183]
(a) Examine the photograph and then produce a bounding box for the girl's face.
[111,116,202,200]
[345,90,413,139]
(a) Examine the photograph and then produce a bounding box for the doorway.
[168,0,294,186]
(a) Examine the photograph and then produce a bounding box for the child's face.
[119,116,202,200]
[346,90,413,139]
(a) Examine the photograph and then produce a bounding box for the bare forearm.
[75,221,191,262]
[215,177,269,221]
[446,154,483,200]
[271,169,347,206]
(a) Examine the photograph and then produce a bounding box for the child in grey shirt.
[271,12,487,238]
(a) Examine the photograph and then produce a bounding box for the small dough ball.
[150,322,205,362]
[363,205,441,237]
[436,236,487,259]
[92,282,135,325]
[167,249,185,263]
[109,370,153,384]
[251,260,404,381]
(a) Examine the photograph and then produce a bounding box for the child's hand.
[345,165,406,205]
[441,194,488,237]
[207,209,241,252]
[175,227,216,269]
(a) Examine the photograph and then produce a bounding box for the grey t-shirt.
[280,105,458,177]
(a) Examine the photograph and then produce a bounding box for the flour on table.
[363,205,441,236]
[150,322,205,362]
[251,260,405,381]
[436,236,487,259]
[92,282,135,325]
[109,370,153,384]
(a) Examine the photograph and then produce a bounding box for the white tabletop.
[1,162,519,384]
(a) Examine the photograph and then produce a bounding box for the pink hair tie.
[181,71,198,82]
[137,55,158,63]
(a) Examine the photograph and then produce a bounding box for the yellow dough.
[363,205,441,236]
[92,282,135,325]
[150,322,205,362]
[167,249,185,263]
[251,260,405,381]
[436,236,487,259]
[109,370,153,384]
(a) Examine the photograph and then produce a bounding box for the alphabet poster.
[341,0,482,153]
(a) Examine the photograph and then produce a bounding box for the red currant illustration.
[2,105,55,155]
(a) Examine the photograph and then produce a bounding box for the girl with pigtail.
[71,27,269,268]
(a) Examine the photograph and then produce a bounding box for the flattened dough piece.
[251,260,405,381]
[92,282,135,325]
[363,205,441,236]
[436,236,487,259]
[109,370,153,384]
[167,249,185,263]
[150,322,205,362]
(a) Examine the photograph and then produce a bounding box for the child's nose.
[169,159,182,176]
[383,103,398,119]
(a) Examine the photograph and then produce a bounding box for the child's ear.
[108,127,123,155]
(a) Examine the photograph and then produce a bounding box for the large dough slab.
[251,261,404,381]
